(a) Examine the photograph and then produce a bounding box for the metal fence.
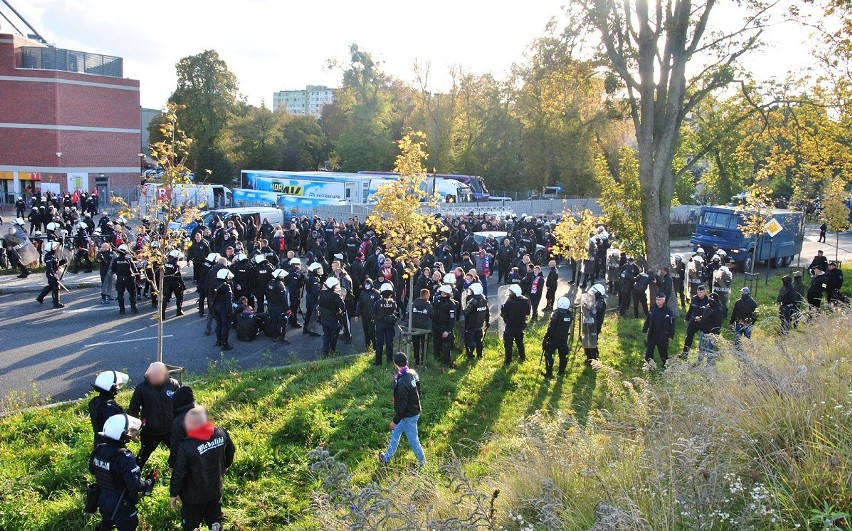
[15,46,123,78]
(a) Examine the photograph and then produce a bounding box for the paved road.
[0,267,583,405]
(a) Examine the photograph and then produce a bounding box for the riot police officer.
[580,283,607,362]
[643,292,675,368]
[318,277,347,356]
[680,285,710,359]
[373,282,399,365]
[35,240,65,308]
[462,283,489,360]
[160,249,185,319]
[356,277,380,351]
[72,223,93,273]
[672,255,686,307]
[89,370,129,447]
[109,244,138,315]
[433,284,457,366]
[267,268,291,344]
[230,252,254,306]
[500,284,530,365]
[212,268,235,351]
[89,414,156,531]
[196,253,219,317]
[252,254,274,313]
[286,257,305,329]
[542,296,574,378]
[303,263,323,336]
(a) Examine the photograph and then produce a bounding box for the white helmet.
[150,241,159,248]
[34,231,43,237]
[12,217,25,226]
[206,252,220,262]
[272,268,288,279]
[235,253,247,261]
[380,282,394,294]
[469,283,483,296]
[324,277,339,289]
[307,262,321,272]
[43,241,59,252]
[711,254,721,262]
[217,269,233,280]
[442,273,456,285]
[692,255,704,264]
[557,296,572,310]
[168,249,182,259]
[46,222,58,231]
[719,265,730,274]
[78,222,89,231]
[438,284,453,295]
[118,244,130,253]
[673,254,682,262]
[289,257,301,266]
[253,254,266,264]
[507,284,522,297]
[590,283,606,296]
[94,370,129,393]
[696,247,705,255]
[100,413,142,442]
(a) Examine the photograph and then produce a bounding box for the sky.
[3,0,821,109]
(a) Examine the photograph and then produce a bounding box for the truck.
[140,183,232,214]
[432,173,490,201]
[689,205,804,271]
[356,171,474,203]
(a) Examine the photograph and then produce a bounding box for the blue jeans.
[696,331,715,365]
[734,322,751,348]
[382,414,425,466]
[478,274,489,297]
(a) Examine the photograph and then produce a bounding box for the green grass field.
[0,269,847,530]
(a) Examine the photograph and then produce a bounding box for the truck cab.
[690,206,804,270]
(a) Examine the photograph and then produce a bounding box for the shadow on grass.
[570,365,597,426]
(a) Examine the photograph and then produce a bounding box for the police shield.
[580,290,599,349]
[495,284,512,336]
[4,225,39,266]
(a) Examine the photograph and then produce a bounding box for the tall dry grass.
[311,310,852,530]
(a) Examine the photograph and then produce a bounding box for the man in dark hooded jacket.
[127,362,180,466]
[168,386,196,470]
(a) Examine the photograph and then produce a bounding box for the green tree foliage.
[280,115,330,171]
[226,103,282,171]
[596,148,646,258]
[821,178,850,261]
[332,45,396,171]
[169,50,240,183]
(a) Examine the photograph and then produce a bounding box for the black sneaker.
[175,310,184,316]
[35,297,43,304]
[131,308,139,314]
[119,309,126,315]
[53,303,65,309]
[221,343,233,351]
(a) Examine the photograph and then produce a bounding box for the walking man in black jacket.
[89,370,129,447]
[643,293,675,368]
[730,287,758,348]
[128,362,180,467]
[378,353,426,467]
[170,407,235,531]
[542,296,574,378]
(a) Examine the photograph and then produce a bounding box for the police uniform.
[500,294,530,364]
[230,258,254,305]
[433,295,457,366]
[542,306,574,377]
[212,278,234,347]
[373,294,399,365]
[109,251,138,314]
[161,257,185,319]
[681,292,710,358]
[318,288,346,355]
[643,300,675,366]
[303,272,321,334]
[463,293,489,359]
[89,441,152,531]
[409,297,433,364]
[267,277,290,343]
[36,249,64,308]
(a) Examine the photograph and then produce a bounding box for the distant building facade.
[272,85,335,117]
[140,107,162,156]
[0,33,140,205]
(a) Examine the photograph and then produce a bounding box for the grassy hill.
[0,274,849,529]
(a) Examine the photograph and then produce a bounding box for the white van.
[201,207,284,228]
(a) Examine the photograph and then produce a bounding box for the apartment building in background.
[272,85,335,117]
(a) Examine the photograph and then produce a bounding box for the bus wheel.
[744,250,755,273]
[446,195,455,203]
[770,258,779,269]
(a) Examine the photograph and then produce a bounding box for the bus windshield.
[700,210,740,229]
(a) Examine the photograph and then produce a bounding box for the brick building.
[0,33,140,206]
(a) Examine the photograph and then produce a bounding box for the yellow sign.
[0,171,12,180]
[270,183,304,195]
[764,218,783,237]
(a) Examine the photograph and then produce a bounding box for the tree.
[821,177,850,262]
[551,209,604,263]
[112,103,201,363]
[170,50,239,183]
[332,45,396,171]
[280,115,330,171]
[366,132,444,339]
[577,0,771,267]
[737,181,774,275]
[226,103,283,172]
[596,147,647,258]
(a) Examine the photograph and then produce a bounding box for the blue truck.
[690,205,805,271]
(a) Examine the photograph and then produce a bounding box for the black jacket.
[372,295,399,325]
[643,304,676,340]
[463,294,489,330]
[89,391,124,442]
[410,298,434,330]
[170,425,235,504]
[318,289,346,321]
[730,296,758,325]
[501,295,531,328]
[433,296,457,333]
[544,307,573,346]
[168,387,196,468]
[545,270,558,296]
[685,295,710,322]
[90,442,151,498]
[392,369,421,424]
[808,274,827,300]
[127,376,180,435]
[356,288,381,320]
[700,301,724,334]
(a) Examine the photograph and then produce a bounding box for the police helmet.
[438,284,453,295]
[324,277,339,289]
[150,241,159,248]
[43,241,59,252]
[93,370,129,393]
[101,414,142,442]
[235,253,247,261]
[253,254,266,264]
[12,217,25,227]
[216,269,234,280]
[695,247,705,255]
[272,268,288,280]
[590,283,606,296]
[380,282,394,295]
[289,257,302,266]
[117,244,130,253]
[719,265,730,274]
[442,273,456,285]
[46,222,58,231]
[469,283,483,296]
[556,296,572,310]
[712,254,721,262]
[508,284,522,297]
[307,262,322,272]
[33,231,43,237]
[206,252,220,262]
[692,255,704,264]
[168,249,182,259]
[673,254,682,262]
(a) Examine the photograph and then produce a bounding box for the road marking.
[62,306,114,314]
[85,335,174,348]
